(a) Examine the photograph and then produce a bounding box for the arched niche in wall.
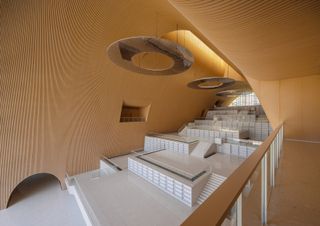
[6,173,63,208]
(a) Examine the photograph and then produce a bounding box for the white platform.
[0,175,85,226]
[137,150,209,178]
[144,134,198,154]
[128,150,210,206]
[71,152,245,226]
[74,170,195,226]
[107,152,137,170]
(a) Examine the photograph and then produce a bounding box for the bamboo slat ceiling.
[169,0,320,80]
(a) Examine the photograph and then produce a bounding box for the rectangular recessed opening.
[120,102,150,123]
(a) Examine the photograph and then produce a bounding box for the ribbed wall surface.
[0,0,107,208]
[168,0,320,141]
[0,0,244,209]
[169,0,320,80]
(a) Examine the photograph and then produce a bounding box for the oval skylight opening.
[187,77,235,90]
[107,36,194,75]
[131,52,174,72]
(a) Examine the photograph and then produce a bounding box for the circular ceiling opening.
[107,36,194,75]
[187,77,235,89]
[216,89,251,97]
[131,52,174,71]
[198,80,223,89]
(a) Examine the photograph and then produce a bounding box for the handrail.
[181,123,283,226]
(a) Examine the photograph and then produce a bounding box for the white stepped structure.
[144,134,198,154]
[190,141,216,158]
[145,134,217,159]
[133,106,267,207]
[128,154,210,207]
[134,134,219,207]
[183,105,272,141]
[205,105,265,118]
[66,105,269,226]
[190,120,271,141]
[212,105,265,114]
[197,173,227,205]
[183,127,249,140]
[217,142,256,158]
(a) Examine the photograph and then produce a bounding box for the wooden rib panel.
[168,0,320,141]
[169,0,320,80]
[0,0,246,209]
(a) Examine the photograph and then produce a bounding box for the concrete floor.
[243,140,320,226]
[0,174,85,226]
[267,140,320,226]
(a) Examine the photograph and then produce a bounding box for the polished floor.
[267,140,320,226]
[0,174,85,226]
[243,140,320,226]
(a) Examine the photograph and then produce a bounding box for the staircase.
[197,173,226,205]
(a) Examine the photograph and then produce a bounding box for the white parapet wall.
[184,128,249,140]
[144,135,198,154]
[217,143,256,158]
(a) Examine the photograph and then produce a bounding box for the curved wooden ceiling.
[169,0,320,80]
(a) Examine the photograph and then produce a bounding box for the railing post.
[236,193,242,226]
[280,126,283,152]
[270,145,275,187]
[282,126,284,147]
[277,134,280,165]
[275,138,279,169]
[261,154,267,225]
[273,140,276,169]
[277,133,280,157]
[279,127,282,150]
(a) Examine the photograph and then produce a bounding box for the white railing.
[181,123,284,226]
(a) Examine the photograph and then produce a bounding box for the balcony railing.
[181,123,284,226]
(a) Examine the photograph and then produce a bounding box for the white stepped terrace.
[67,105,272,226]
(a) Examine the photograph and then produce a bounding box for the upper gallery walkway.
[268,140,320,226]
[244,140,320,226]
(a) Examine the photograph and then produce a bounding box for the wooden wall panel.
[247,75,320,141]
[168,0,320,141]
[0,0,243,209]
[168,0,320,81]
[301,76,320,140]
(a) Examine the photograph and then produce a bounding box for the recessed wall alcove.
[120,102,151,123]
